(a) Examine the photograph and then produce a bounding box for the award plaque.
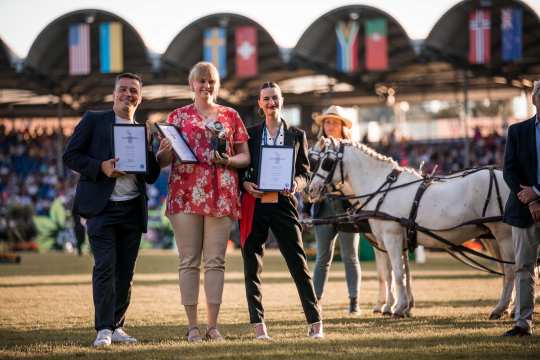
[257,145,295,192]
[155,123,198,163]
[112,124,148,173]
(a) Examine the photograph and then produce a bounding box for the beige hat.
[313,105,353,129]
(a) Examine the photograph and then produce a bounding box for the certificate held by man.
[112,124,148,173]
[257,145,295,192]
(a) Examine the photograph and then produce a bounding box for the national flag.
[365,18,388,71]
[68,23,90,75]
[204,27,227,78]
[335,21,359,73]
[469,9,491,64]
[235,26,257,78]
[100,22,124,73]
[501,7,522,61]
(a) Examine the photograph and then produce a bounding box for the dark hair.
[115,73,143,87]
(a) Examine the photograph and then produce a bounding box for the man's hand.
[100,158,126,178]
[529,201,540,223]
[518,185,538,204]
[243,181,263,198]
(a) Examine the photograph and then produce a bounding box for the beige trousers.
[169,213,232,305]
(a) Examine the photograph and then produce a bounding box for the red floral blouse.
[166,104,249,219]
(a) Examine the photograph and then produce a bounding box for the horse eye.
[321,158,334,172]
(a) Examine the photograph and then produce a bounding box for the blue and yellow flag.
[100,22,123,73]
[204,27,227,78]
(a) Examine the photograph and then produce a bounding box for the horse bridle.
[309,140,346,191]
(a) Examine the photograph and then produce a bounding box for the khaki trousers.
[512,225,540,331]
[169,213,232,305]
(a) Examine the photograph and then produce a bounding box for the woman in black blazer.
[240,82,323,339]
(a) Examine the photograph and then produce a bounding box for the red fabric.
[239,192,256,247]
[166,104,249,219]
[235,26,257,78]
[469,9,491,64]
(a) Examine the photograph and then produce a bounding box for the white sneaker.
[93,329,112,347]
[111,328,137,343]
[308,321,324,339]
[254,322,272,340]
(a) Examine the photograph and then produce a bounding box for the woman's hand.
[243,181,264,198]
[280,180,297,198]
[211,151,230,166]
[157,138,173,168]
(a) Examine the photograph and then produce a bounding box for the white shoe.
[93,329,112,347]
[111,328,137,343]
[254,322,272,340]
[308,321,324,339]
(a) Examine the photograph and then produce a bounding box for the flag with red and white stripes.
[469,9,491,64]
[69,23,90,75]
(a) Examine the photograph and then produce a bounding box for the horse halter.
[311,140,346,190]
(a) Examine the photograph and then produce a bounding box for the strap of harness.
[406,177,433,251]
[351,168,401,214]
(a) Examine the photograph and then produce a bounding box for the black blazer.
[240,120,310,194]
[503,115,538,228]
[62,110,160,232]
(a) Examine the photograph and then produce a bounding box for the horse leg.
[485,224,516,320]
[373,248,386,313]
[374,248,393,315]
[380,229,408,318]
[403,250,414,317]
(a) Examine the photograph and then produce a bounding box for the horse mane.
[341,140,421,176]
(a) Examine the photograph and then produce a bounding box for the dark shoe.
[502,326,532,337]
[349,297,359,315]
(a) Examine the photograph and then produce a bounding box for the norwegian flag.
[469,9,491,64]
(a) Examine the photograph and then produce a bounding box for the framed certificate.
[257,145,295,192]
[112,124,148,173]
[155,123,198,164]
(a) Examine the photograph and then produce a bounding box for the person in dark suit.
[502,80,540,337]
[63,73,161,347]
[240,82,323,339]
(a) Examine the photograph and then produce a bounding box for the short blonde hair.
[188,62,221,100]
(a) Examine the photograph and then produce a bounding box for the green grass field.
[0,249,538,359]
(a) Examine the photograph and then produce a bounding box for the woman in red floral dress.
[157,62,249,342]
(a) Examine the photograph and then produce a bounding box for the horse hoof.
[373,309,382,314]
[391,313,405,319]
[404,311,412,318]
[489,312,502,320]
[382,311,392,316]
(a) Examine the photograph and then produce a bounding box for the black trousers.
[86,197,143,331]
[241,195,321,324]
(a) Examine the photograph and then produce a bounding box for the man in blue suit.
[502,80,540,337]
[63,73,161,346]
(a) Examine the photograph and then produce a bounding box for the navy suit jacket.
[62,110,160,232]
[503,115,538,228]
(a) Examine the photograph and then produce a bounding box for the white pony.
[308,138,515,319]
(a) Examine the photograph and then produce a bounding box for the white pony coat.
[309,140,515,318]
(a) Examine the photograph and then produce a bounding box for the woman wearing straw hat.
[304,105,361,314]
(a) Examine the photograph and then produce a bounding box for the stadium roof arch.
[0,36,19,88]
[161,13,288,103]
[424,0,540,82]
[291,4,417,92]
[24,9,153,110]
